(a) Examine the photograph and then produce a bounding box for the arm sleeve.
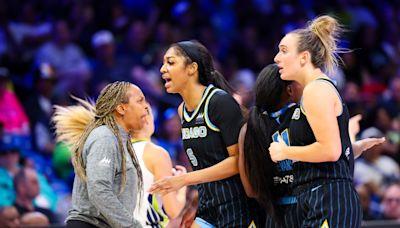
[208,92,243,147]
[86,136,142,228]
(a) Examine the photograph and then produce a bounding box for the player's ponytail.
[210,70,234,95]
[291,15,344,75]
[244,106,277,213]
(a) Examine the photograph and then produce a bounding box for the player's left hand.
[148,174,186,196]
[269,135,288,162]
[358,137,386,152]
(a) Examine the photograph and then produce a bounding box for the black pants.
[66,220,98,228]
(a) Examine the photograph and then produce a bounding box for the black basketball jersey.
[289,78,354,188]
[181,84,264,227]
[268,103,298,205]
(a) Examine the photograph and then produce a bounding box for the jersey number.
[272,129,290,146]
[272,129,292,172]
[186,148,198,167]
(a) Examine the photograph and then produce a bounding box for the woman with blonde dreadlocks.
[52,81,148,228]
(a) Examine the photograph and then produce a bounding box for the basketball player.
[150,40,265,227]
[269,15,362,227]
[132,105,186,227]
[239,64,300,228]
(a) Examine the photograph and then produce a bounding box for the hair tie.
[256,106,268,116]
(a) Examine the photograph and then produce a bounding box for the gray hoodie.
[66,125,143,228]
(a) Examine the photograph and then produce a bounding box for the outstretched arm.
[347,114,386,158]
[148,144,239,195]
[352,137,386,158]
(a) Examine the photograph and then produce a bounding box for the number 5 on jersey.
[186,148,198,167]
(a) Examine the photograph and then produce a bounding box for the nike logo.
[311,185,322,192]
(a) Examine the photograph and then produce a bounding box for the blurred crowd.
[0,0,399,226]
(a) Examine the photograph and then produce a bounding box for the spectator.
[0,138,20,207]
[0,135,58,212]
[90,30,134,96]
[117,20,152,67]
[355,180,391,221]
[382,182,400,220]
[67,1,96,54]
[382,77,400,117]
[35,19,91,98]
[0,67,30,136]
[356,184,375,220]
[8,1,51,62]
[0,0,19,65]
[13,167,57,224]
[23,63,57,155]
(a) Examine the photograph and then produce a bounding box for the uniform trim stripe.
[204,89,222,132]
[183,85,214,122]
[299,99,307,116]
[151,194,168,227]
